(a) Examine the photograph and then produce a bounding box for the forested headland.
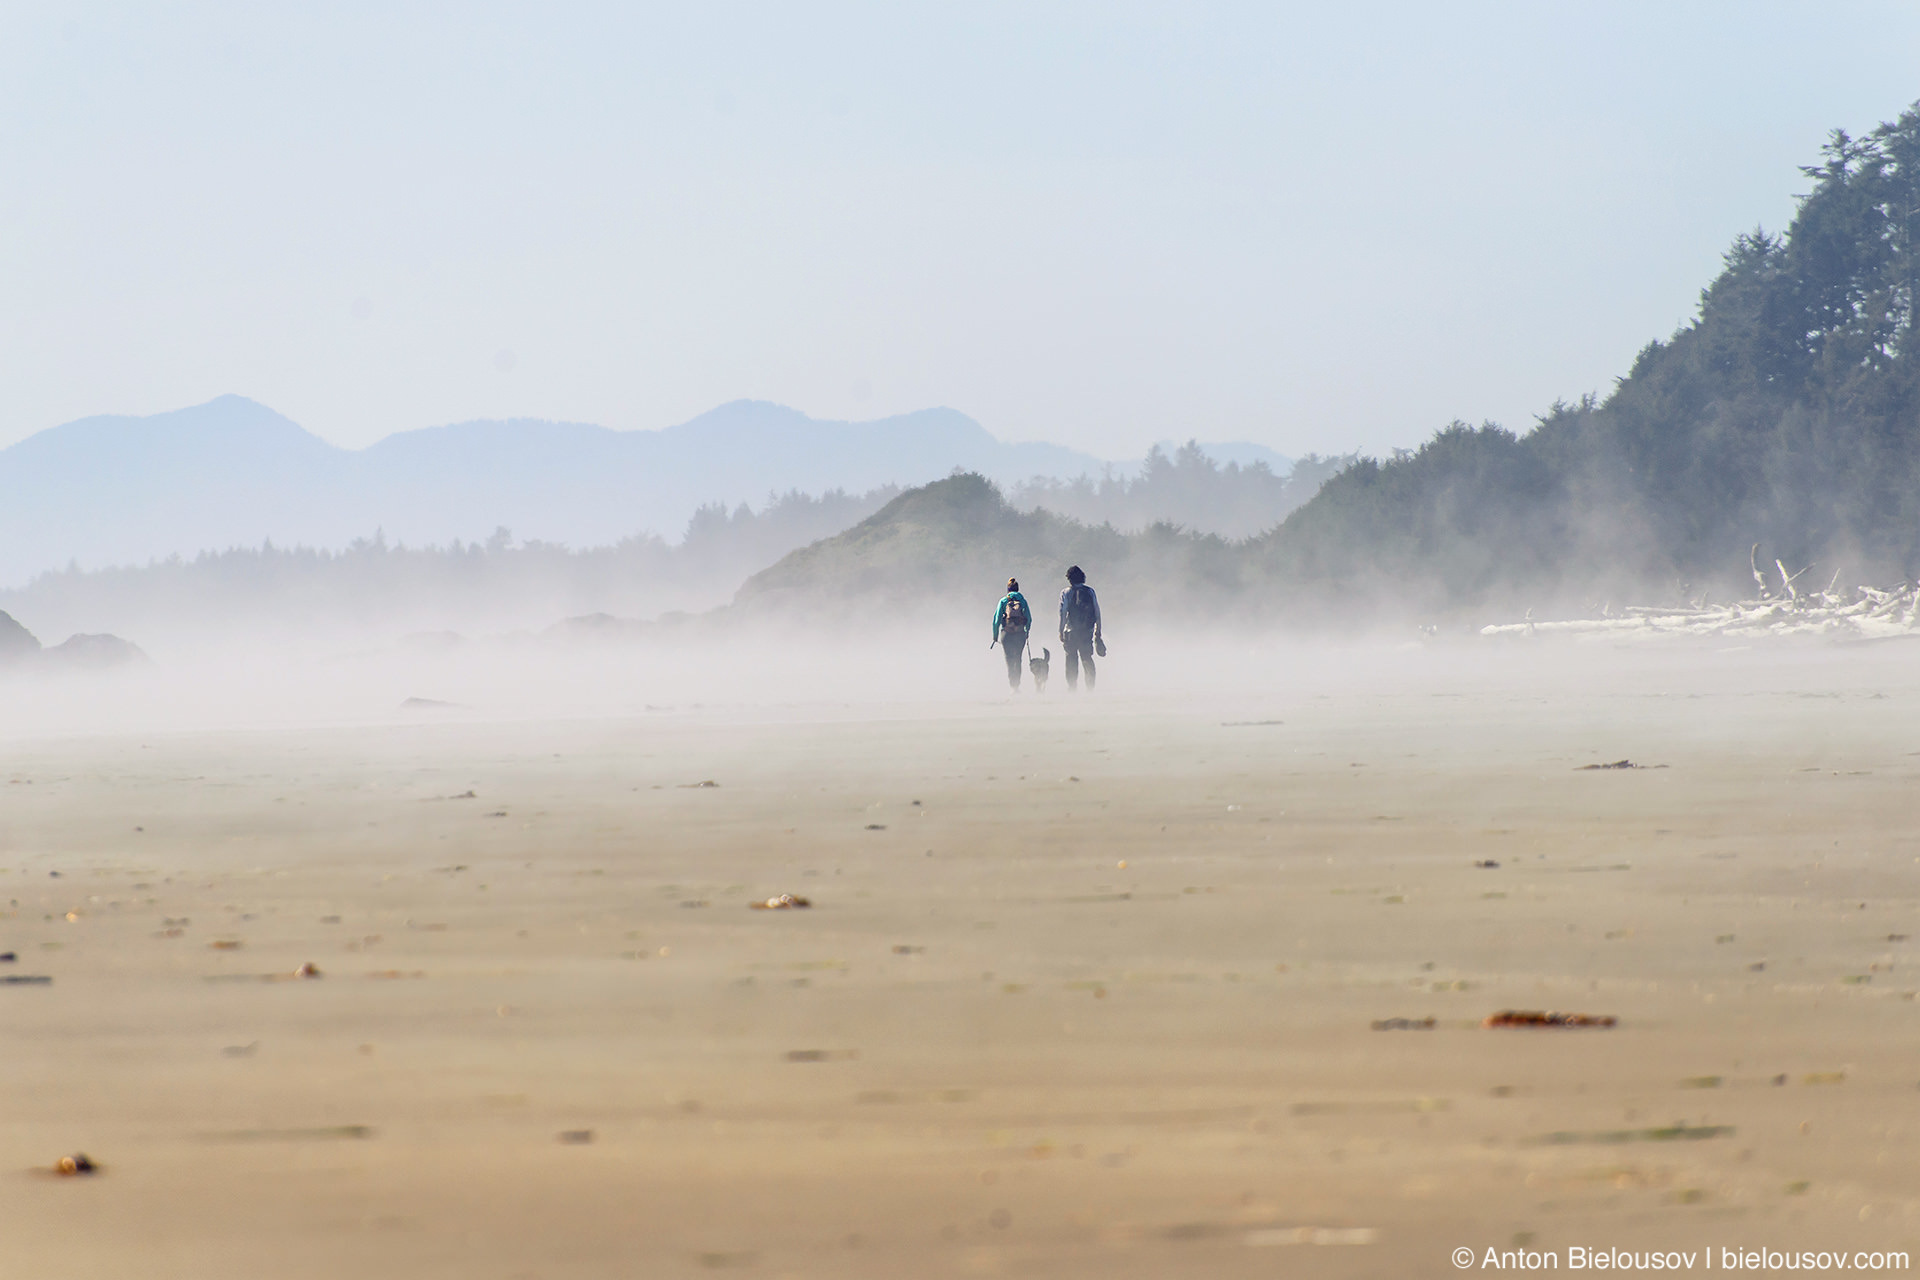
[1258,101,1920,614]
[738,102,1920,630]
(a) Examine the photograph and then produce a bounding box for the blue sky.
[4,2,1919,458]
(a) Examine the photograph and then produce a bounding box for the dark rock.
[0,611,40,663]
[43,633,147,669]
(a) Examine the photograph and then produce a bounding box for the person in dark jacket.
[1058,565,1103,691]
[990,577,1033,691]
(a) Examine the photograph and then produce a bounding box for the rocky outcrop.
[43,633,148,669]
[0,610,41,663]
[0,611,146,671]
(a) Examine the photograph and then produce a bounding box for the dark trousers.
[1063,631,1095,689]
[1000,631,1028,689]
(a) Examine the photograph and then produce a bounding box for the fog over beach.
[7,5,1920,1276]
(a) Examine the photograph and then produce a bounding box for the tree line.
[1260,101,1920,615]
[1007,442,1356,539]
[0,485,900,638]
[2,440,1346,638]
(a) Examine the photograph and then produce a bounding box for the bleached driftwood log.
[1481,564,1920,643]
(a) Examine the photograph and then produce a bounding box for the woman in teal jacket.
[990,577,1032,691]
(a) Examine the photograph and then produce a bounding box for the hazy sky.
[5,2,1920,459]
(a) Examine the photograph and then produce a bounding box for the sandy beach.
[4,638,1918,1277]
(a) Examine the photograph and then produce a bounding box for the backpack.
[1065,583,1096,631]
[1002,596,1030,632]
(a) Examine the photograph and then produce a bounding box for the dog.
[1028,646,1051,693]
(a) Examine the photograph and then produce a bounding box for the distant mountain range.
[0,396,1288,587]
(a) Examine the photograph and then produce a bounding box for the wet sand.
[4,643,1919,1277]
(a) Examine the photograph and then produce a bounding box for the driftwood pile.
[1482,551,1920,643]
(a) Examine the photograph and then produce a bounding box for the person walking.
[1058,565,1104,691]
[990,577,1033,692]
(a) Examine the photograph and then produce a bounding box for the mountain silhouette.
[0,396,1113,586]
